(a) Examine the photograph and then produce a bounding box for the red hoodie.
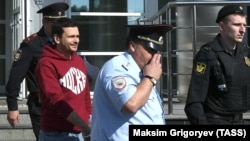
[35,44,92,133]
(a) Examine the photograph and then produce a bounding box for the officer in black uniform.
[5,2,69,141]
[185,5,250,125]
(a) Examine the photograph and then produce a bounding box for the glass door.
[0,1,11,96]
[4,0,26,97]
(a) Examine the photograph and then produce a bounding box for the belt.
[41,130,81,134]
[206,112,243,122]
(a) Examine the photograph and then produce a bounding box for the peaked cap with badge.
[126,24,173,51]
[216,5,245,23]
[37,2,69,19]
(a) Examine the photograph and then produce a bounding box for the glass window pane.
[71,0,88,12]
[0,0,5,19]
[71,0,144,13]
[127,0,144,13]
[72,0,144,52]
[0,59,5,85]
[0,24,5,54]
[73,16,127,52]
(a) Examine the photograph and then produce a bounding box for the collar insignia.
[122,62,130,70]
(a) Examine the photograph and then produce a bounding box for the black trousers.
[206,117,247,125]
[27,94,41,141]
[206,112,250,125]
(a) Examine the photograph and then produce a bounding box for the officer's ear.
[128,41,137,53]
[53,34,60,44]
[218,22,224,31]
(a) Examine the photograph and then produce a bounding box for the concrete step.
[0,98,36,141]
[0,129,35,141]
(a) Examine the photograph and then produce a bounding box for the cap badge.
[239,6,243,10]
[137,35,163,45]
[58,11,62,16]
[195,62,206,75]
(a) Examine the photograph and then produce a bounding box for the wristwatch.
[144,75,157,86]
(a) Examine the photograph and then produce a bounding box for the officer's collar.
[42,27,54,45]
[216,34,233,51]
[216,34,241,55]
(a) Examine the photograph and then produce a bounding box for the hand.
[82,126,91,141]
[143,53,162,80]
[82,132,90,141]
[7,110,20,128]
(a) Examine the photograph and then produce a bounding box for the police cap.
[126,24,173,51]
[216,5,245,23]
[37,2,69,19]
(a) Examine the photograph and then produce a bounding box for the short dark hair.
[52,18,78,37]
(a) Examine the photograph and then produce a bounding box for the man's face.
[131,41,158,69]
[43,18,57,36]
[55,27,80,53]
[220,14,246,43]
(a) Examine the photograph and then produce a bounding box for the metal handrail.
[140,1,250,23]
[138,1,250,115]
[77,51,123,56]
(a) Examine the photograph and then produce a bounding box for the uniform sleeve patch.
[195,62,206,75]
[112,76,126,91]
[14,49,22,62]
[244,57,250,67]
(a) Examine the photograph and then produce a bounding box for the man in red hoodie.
[35,18,91,141]
[5,3,69,141]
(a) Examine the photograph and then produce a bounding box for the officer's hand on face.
[143,53,162,80]
[7,110,20,128]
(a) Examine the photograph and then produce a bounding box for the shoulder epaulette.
[200,41,216,52]
[202,46,212,51]
[200,44,212,52]
[23,33,38,43]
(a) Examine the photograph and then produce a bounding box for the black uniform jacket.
[185,34,250,124]
[6,27,51,111]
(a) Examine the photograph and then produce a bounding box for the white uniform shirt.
[91,52,165,141]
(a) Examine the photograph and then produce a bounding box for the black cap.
[216,5,245,23]
[37,2,69,18]
[126,24,173,51]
